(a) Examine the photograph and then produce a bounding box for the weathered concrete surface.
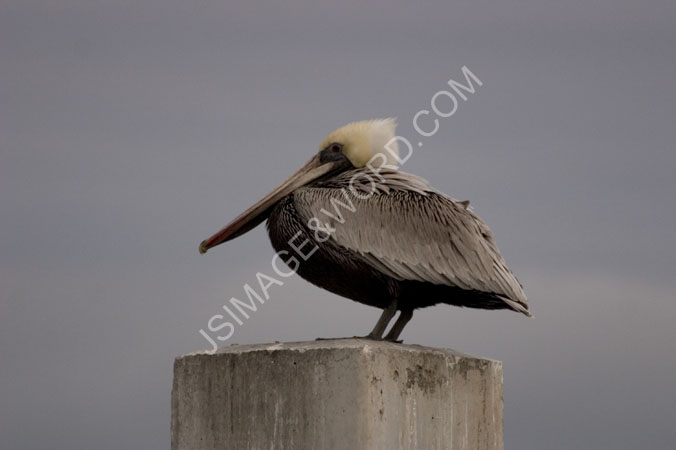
[172,339,503,450]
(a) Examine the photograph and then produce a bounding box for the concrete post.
[172,339,503,450]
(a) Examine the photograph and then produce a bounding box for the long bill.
[199,154,340,254]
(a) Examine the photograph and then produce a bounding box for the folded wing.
[294,169,530,315]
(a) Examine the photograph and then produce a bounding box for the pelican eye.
[319,142,349,165]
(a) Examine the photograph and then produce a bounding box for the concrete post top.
[173,339,504,450]
[178,338,497,364]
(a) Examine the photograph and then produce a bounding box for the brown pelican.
[200,119,531,342]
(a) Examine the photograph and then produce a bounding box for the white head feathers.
[319,118,400,168]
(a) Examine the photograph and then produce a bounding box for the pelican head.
[199,119,398,254]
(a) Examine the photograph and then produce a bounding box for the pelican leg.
[383,310,413,342]
[365,300,398,340]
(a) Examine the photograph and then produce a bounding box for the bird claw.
[363,333,384,341]
[315,335,388,341]
[314,334,404,343]
[361,335,404,343]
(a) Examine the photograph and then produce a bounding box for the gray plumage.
[292,168,530,316]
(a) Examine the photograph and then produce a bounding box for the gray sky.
[1,1,675,449]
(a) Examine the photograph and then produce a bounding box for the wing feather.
[294,169,529,312]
